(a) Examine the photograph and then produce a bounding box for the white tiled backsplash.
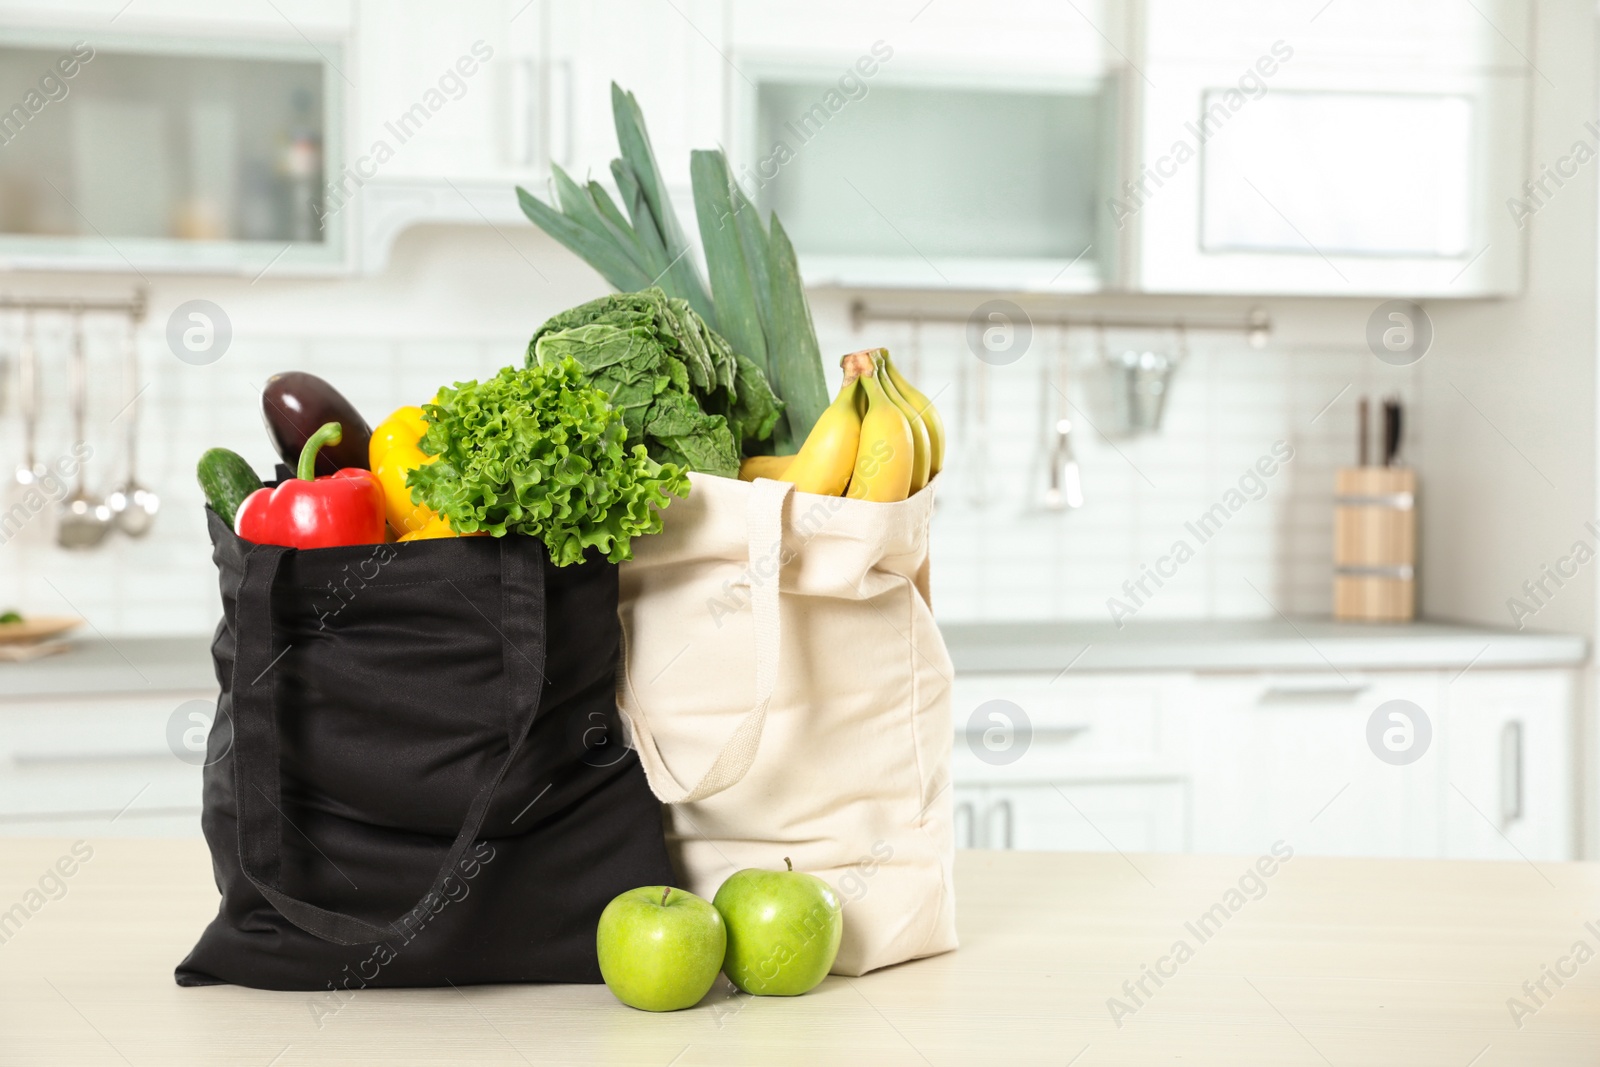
[0,234,1415,637]
[817,315,1418,625]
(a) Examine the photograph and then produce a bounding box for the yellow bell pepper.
[397,513,474,542]
[369,406,445,539]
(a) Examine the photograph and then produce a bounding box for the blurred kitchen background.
[0,1,1594,867]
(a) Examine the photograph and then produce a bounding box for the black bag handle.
[229,537,548,947]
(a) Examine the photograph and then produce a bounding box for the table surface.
[2,841,1599,1065]
[940,618,1589,674]
[2,618,1587,701]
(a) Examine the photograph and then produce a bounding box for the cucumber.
[197,448,263,527]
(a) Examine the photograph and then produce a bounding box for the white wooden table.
[1,839,1597,1065]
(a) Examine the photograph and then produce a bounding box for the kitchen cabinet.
[725,0,1122,291]
[1445,670,1573,863]
[1186,671,1446,858]
[951,662,1577,861]
[9,0,1526,291]
[950,672,1191,853]
[0,690,211,837]
[950,671,1191,786]
[1129,0,1530,296]
[0,24,348,274]
[725,0,1533,297]
[0,1,350,35]
[351,1,519,183]
[543,0,727,192]
[354,0,719,185]
[356,0,1104,287]
[0,0,731,274]
[353,0,727,271]
[349,0,532,272]
[727,0,1118,80]
[956,782,1187,852]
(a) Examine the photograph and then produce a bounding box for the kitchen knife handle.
[1358,397,1370,467]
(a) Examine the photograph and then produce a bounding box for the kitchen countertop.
[0,617,1586,700]
[0,635,218,698]
[1,839,1595,1064]
[941,618,1589,673]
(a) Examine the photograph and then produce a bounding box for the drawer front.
[951,672,1186,783]
[956,780,1188,853]
[0,691,216,825]
[1187,671,1446,858]
[0,811,202,838]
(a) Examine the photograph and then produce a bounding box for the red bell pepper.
[235,422,386,549]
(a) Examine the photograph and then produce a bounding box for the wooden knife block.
[1333,467,1416,622]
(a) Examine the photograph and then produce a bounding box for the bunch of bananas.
[738,348,944,503]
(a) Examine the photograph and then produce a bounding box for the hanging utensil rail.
[0,293,146,321]
[850,301,1271,346]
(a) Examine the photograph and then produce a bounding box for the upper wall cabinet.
[725,0,1125,292]
[0,0,1538,294]
[1129,0,1531,296]
[542,0,727,194]
[0,16,347,274]
[727,0,1119,75]
[352,0,729,271]
[351,1,519,185]
[347,0,530,270]
[351,0,726,189]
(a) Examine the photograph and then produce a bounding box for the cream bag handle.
[625,477,791,803]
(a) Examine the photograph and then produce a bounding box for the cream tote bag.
[616,473,957,976]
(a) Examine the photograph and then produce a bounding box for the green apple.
[596,886,726,1012]
[713,858,843,996]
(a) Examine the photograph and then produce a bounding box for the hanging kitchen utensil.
[1110,324,1184,434]
[12,311,39,489]
[57,310,112,550]
[106,313,158,537]
[1055,325,1083,509]
[1048,420,1084,508]
[1040,325,1083,511]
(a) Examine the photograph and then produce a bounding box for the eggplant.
[261,372,373,476]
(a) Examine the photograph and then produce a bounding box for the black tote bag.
[177,510,675,991]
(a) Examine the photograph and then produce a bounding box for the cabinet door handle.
[546,58,573,170]
[1500,720,1524,825]
[1258,682,1371,703]
[508,57,538,166]
[954,801,976,849]
[987,798,1014,850]
[13,750,174,766]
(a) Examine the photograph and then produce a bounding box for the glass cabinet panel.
[0,33,342,272]
[750,78,1109,288]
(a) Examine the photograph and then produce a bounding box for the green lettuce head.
[407,357,688,566]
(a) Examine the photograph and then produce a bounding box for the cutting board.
[0,615,83,645]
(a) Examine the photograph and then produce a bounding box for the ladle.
[57,309,112,550]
